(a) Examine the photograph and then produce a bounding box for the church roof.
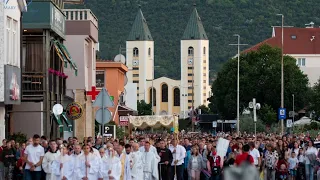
[182,7,208,40]
[127,8,153,41]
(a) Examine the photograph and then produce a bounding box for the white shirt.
[169,145,186,166]
[304,147,318,164]
[249,148,260,165]
[25,144,45,171]
[288,157,298,170]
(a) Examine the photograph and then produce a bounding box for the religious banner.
[128,115,175,129]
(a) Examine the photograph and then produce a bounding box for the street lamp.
[249,98,261,138]
[229,34,247,135]
[146,65,160,115]
[277,13,284,135]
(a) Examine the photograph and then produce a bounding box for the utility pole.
[229,35,247,135]
[277,14,284,135]
[191,57,195,132]
[147,65,160,115]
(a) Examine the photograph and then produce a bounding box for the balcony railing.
[63,9,98,28]
[22,72,45,101]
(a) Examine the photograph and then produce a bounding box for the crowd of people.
[0,132,320,180]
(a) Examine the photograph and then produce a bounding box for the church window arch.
[173,88,180,106]
[148,48,151,56]
[203,47,206,55]
[161,84,168,102]
[188,47,194,56]
[149,87,156,106]
[133,47,139,57]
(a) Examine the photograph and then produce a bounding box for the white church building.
[126,6,210,116]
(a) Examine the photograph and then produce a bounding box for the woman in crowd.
[304,141,317,180]
[1,141,16,180]
[207,145,223,180]
[187,145,204,180]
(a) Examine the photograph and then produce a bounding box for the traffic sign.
[95,108,112,125]
[93,87,114,108]
[289,111,294,117]
[278,108,286,120]
[287,119,293,128]
[212,121,217,128]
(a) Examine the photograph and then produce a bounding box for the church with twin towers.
[126,5,209,117]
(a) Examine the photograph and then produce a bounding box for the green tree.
[258,104,277,125]
[209,45,309,120]
[197,105,210,114]
[137,100,152,115]
[239,115,265,133]
[310,79,320,118]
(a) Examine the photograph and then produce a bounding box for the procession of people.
[1,131,320,180]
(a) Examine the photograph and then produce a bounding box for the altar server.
[51,146,74,180]
[42,140,61,180]
[99,147,121,180]
[75,145,99,180]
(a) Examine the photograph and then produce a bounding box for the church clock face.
[133,60,139,66]
[188,58,193,65]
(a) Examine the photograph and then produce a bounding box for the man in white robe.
[75,145,100,180]
[131,143,144,180]
[42,140,61,180]
[51,146,74,180]
[139,138,160,163]
[142,142,159,180]
[71,144,82,180]
[115,143,131,180]
[99,147,121,180]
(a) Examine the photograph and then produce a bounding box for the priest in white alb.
[142,141,159,180]
[115,142,131,180]
[51,146,74,180]
[99,147,121,180]
[75,145,100,180]
[131,143,144,180]
[42,140,61,180]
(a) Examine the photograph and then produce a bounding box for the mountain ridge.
[67,0,320,79]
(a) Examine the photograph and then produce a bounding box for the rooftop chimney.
[305,22,315,28]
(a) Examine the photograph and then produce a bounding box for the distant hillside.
[67,0,320,80]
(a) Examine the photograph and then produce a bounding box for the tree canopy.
[310,79,320,120]
[66,0,320,80]
[209,45,309,121]
[137,100,152,116]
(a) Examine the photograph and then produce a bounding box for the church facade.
[126,6,209,117]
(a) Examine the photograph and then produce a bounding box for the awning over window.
[52,40,78,76]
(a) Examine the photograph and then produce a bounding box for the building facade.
[145,77,181,115]
[0,0,26,143]
[126,8,154,102]
[126,6,210,117]
[180,7,210,113]
[12,0,78,139]
[96,61,138,124]
[63,9,99,140]
[244,25,320,86]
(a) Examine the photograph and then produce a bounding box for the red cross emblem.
[86,86,100,100]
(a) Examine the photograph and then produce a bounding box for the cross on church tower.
[86,86,100,100]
